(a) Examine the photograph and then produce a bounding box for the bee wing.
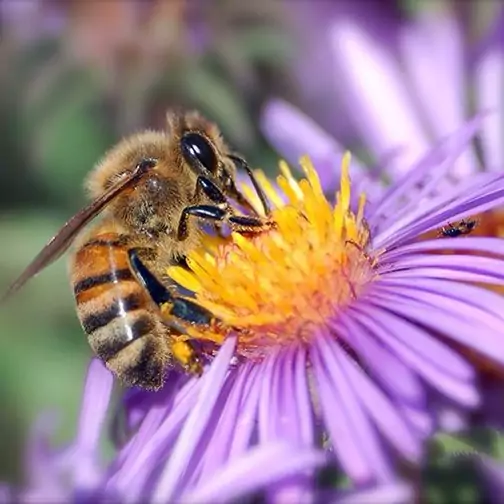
[2,160,155,301]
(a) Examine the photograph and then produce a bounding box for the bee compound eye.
[180,132,218,173]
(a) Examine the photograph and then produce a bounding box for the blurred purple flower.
[0,0,66,41]
[285,0,402,146]
[266,2,504,181]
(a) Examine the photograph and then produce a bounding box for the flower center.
[167,154,378,360]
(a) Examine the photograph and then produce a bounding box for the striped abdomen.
[70,232,170,390]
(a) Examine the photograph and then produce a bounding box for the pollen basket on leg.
[167,154,377,359]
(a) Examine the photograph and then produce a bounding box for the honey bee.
[3,111,271,390]
[440,219,477,238]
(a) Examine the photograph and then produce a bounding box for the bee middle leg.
[177,175,271,241]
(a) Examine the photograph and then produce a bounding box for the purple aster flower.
[153,112,504,491]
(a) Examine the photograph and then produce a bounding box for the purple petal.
[259,348,311,445]
[196,363,257,479]
[25,412,63,490]
[330,18,429,177]
[72,359,114,488]
[373,172,504,250]
[332,339,421,461]
[365,288,498,399]
[258,349,280,443]
[368,114,484,229]
[336,313,426,406]
[110,377,200,496]
[386,266,504,290]
[19,485,67,504]
[225,363,262,460]
[349,301,474,381]
[434,401,469,433]
[265,348,316,503]
[375,170,496,236]
[0,484,12,504]
[120,371,182,432]
[397,403,434,439]
[260,99,366,191]
[293,347,315,446]
[382,253,504,285]
[75,359,114,454]
[381,237,504,262]
[286,0,356,143]
[152,336,237,502]
[476,455,504,503]
[372,153,494,246]
[288,0,403,145]
[381,274,504,325]
[180,443,326,504]
[311,331,394,484]
[113,373,187,469]
[179,370,240,490]
[336,314,432,438]
[347,303,478,406]
[399,14,476,177]
[374,278,504,357]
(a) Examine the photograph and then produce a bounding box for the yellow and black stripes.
[71,232,156,362]
[74,269,134,296]
[81,292,143,335]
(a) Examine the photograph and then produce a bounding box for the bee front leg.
[177,175,270,241]
[177,204,269,241]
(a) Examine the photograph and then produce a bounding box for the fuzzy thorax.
[167,154,378,360]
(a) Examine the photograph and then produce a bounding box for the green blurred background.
[0,1,501,500]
